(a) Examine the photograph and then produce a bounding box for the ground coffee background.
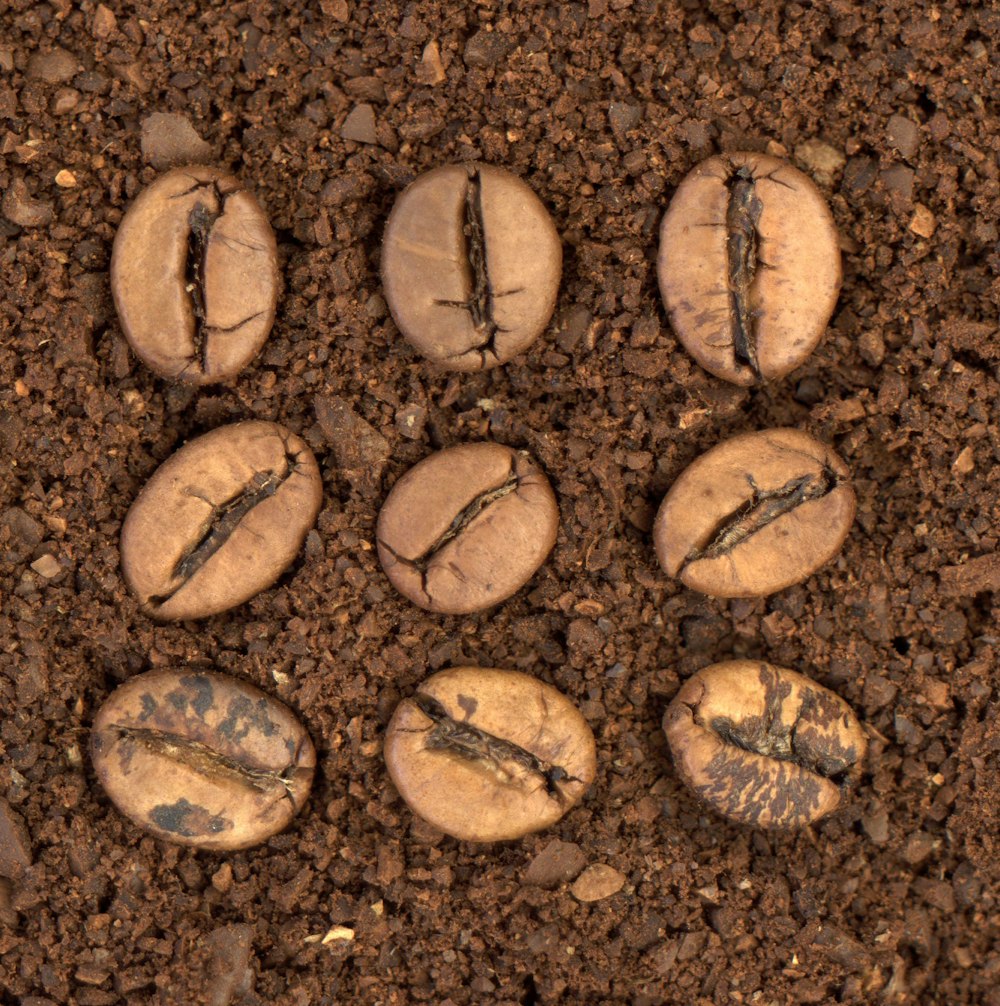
[1,1,999,1003]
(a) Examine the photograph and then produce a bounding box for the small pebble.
[524,840,587,888]
[909,203,937,238]
[55,170,77,188]
[2,178,54,227]
[140,112,212,169]
[570,864,626,902]
[341,104,377,144]
[26,48,79,84]
[92,4,117,39]
[30,554,61,578]
[418,41,446,85]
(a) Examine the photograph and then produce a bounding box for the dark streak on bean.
[147,447,301,608]
[413,694,576,800]
[683,466,842,568]
[433,169,524,369]
[725,165,764,378]
[377,461,520,601]
[113,726,302,800]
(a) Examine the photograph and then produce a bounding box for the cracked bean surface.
[111,165,279,384]
[376,442,559,614]
[657,152,841,386]
[384,667,597,842]
[663,660,866,829]
[380,163,562,371]
[120,421,322,621]
[91,669,315,850]
[653,428,855,598]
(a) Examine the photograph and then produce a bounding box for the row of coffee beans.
[99,153,863,846]
[89,658,866,849]
[110,154,841,385]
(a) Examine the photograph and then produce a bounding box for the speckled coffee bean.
[653,428,855,598]
[381,163,562,371]
[121,421,322,621]
[658,152,841,386]
[663,660,866,829]
[376,442,559,615]
[111,165,279,384]
[384,667,596,842]
[91,669,315,850]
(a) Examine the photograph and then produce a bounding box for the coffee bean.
[381,163,562,371]
[376,442,558,614]
[653,428,854,598]
[657,152,841,385]
[121,421,322,621]
[384,667,596,841]
[91,669,315,849]
[111,166,279,384]
[663,660,866,828]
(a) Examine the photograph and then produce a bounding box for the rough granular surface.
[1,1,999,1004]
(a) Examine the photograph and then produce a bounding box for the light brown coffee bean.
[91,669,315,849]
[653,428,854,598]
[121,421,322,621]
[381,163,562,371]
[658,152,841,386]
[384,667,596,842]
[663,660,866,829]
[111,165,279,384]
[376,442,558,615]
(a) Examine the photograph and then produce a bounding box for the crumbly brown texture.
[1,2,998,1005]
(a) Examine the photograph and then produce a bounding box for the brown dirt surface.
[1,1,999,1004]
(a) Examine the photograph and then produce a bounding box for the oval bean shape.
[376,442,559,614]
[91,669,315,850]
[653,428,855,598]
[121,421,322,620]
[384,667,596,842]
[111,166,279,384]
[381,163,562,371]
[663,660,866,829]
[658,152,841,386]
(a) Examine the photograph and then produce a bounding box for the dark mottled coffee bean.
[663,660,866,829]
[381,163,562,371]
[653,428,854,598]
[111,166,279,384]
[121,421,322,621]
[376,442,558,614]
[385,667,596,842]
[91,669,315,849]
[658,152,841,385]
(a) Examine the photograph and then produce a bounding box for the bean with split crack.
[663,660,866,829]
[657,152,841,386]
[376,442,559,615]
[380,163,562,371]
[90,669,315,850]
[653,428,855,598]
[120,421,322,621]
[384,667,597,842]
[111,165,279,384]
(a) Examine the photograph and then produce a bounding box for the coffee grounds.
[1,1,998,1004]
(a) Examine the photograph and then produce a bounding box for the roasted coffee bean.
[658,152,841,386]
[663,660,866,829]
[121,421,322,620]
[91,669,315,850]
[381,163,562,371]
[376,442,558,614]
[111,166,279,384]
[384,667,596,842]
[653,428,854,598]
